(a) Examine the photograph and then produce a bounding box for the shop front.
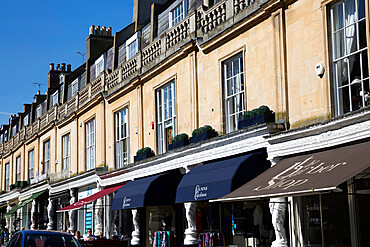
[112,171,182,247]
[175,150,270,247]
[215,141,370,247]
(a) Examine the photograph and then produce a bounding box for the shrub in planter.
[9,184,15,190]
[189,125,218,144]
[134,147,155,162]
[238,105,275,129]
[169,133,189,150]
[20,180,28,188]
[15,181,20,188]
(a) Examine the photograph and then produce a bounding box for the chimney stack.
[50,63,54,71]
[61,63,66,71]
[67,64,71,72]
[56,64,61,70]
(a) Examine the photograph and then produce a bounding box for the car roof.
[19,230,73,235]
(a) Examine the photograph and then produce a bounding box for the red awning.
[57,184,124,212]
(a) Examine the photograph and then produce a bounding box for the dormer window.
[169,1,187,27]
[23,114,29,126]
[4,130,8,142]
[12,125,17,136]
[95,55,105,77]
[60,74,65,84]
[72,78,79,96]
[126,32,141,61]
[36,105,42,118]
[0,134,3,144]
[52,91,59,106]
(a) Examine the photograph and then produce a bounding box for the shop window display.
[147,206,176,247]
[113,210,133,243]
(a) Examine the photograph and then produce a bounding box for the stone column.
[94,196,104,236]
[47,198,56,230]
[269,197,288,247]
[184,202,197,245]
[131,209,140,246]
[30,200,37,230]
[105,194,113,239]
[68,189,77,233]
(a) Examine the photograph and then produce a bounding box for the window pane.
[345,0,356,26]
[338,86,351,114]
[358,0,365,19]
[334,30,345,59]
[359,20,366,49]
[333,3,344,31]
[345,25,357,54]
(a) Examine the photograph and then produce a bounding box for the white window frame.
[223,53,245,133]
[330,0,368,115]
[95,55,105,77]
[72,78,79,96]
[52,90,59,106]
[62,133,70,175]
[23,114,29,127]
[43,140,50,175]
[5,163,9,191]
[36,105,42,119]
[115,107,129,169]
[60,74,65,84]
[85,119,95,170]
[156,80,176,154]
[0,134,3,144]
[4,130,8,142]
[16,155,21,182]
[125,31,141,61]
[169,0,188,28]
[28,149,34,179]
[12,125,17,136]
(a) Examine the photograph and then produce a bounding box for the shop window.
[28,149,34,179]
[223,53,245,133]
[169,1,187,27]
[62,133,70,175]
[85,119,95,170]
[115,107,129,169]
[43,140,50,175]
[16,155,21,182]
[156,80,176,154]
[331,0,368,115]
[5,162,9,191]
[146,206,176,247]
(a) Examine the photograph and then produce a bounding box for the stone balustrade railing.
[0,0,262,154]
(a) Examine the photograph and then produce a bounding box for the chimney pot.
[95,26,101,35]
[67,64,71,72]
[107,27,112,36]
[50,63,54,71]
[101,26,107,36]
[61,63,66,71]
[56,64,61,70]
[89,25,95,35]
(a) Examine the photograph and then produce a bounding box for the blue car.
[6,230,81,247]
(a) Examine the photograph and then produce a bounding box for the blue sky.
[0,0,133,125]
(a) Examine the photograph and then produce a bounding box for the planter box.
[169,139,189,150]
[189,130,218,144]
[134,152,155,162]
[238,111,275,130]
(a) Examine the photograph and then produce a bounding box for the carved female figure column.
[184,202,197,245]
[47,198,56,230]
[94,196,104,236]
[30,200,37,230]
[131,209,140,246]
[68,189,77,233]
[269,197,288,247]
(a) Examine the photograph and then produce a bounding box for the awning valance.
[175,151,268,203]
[112,172,180,210]
[57,185,123,212]
[213,141,370,202]
[4,190,46,218]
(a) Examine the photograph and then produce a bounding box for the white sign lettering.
[253,156,347,191]
[194,185,208,200]
[122,197,131,208]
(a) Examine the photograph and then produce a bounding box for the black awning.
[175,151,268,203]
[213,141,370,202]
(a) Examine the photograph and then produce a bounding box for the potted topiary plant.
[189,125,218,144]
[169,133,189,150]
[20,180,28,188]
[238,105,275,130]
[9,184,15,190]
[134,147,155,162]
